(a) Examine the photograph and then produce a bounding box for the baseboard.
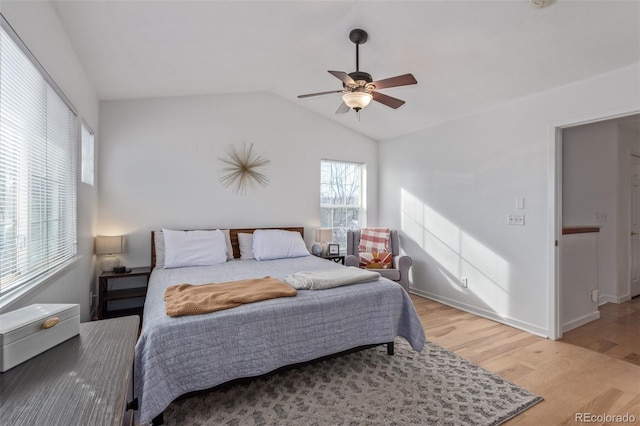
[562,311,600,333]
[409,287,549,338]
[599,293,631,305]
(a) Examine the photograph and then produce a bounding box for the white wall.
[98,92,378,268]
[563,122,618,301]
[378,64,640,337]
[561,232,599,332]
[0,1,100,321]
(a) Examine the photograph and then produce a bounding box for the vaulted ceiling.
[49,0,640,141]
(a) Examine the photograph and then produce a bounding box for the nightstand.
[320,254,345,265]
[98,266,151,319]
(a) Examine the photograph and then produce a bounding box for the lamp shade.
[95,235,123,255]
[342,91,373,111]
[315,228,333,243]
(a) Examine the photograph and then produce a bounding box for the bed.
[134,227,425,425]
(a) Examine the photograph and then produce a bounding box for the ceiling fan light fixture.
[298,29,416,114]
[342,91,373,111]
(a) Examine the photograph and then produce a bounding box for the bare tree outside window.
[320,160,365,250]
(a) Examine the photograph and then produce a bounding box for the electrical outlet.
[460,277,468,288]
[595,212,607,223]
[508,214,525,225]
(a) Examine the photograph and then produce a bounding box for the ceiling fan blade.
[371,73,417,90]
[328,70,356,86]
[372,91,406,109]
[335,101,350,114]
[298,90,343,99]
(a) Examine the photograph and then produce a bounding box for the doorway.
[555,113,640,339]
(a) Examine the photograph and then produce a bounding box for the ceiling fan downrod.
[349,29,368,73]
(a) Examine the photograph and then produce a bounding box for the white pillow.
[237,233,255,260]
[163,229,227,268]
[155,229,234,267]
[252,229,310,261]
[221,229,234,260]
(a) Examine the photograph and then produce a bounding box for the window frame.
[320,159,366,251]
[81,119,95,186]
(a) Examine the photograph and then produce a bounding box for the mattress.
[134,255,425,424]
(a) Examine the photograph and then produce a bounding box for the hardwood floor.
[561,297,640,367]
[410,294,640,425]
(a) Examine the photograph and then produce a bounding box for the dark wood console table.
[0,315,139,425]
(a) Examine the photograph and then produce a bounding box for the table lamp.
[315,228,333,256]
[95,235,123,272]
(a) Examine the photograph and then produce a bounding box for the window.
[320,160,365,249]
[81,120,94,186]
[0,16,78,298]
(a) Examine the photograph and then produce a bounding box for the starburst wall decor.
[218,142,270,196]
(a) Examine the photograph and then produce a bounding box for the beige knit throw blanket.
[164,276,297,317]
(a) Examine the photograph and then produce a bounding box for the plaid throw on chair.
[358,227,390,253]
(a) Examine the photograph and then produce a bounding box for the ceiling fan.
[298,29,417,114]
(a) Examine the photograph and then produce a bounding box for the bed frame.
[150,226,304,268]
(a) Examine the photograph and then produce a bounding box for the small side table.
[320,255,345,265]
[98,266,151,320]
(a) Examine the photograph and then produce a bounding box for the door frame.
[549,109,640,340]
[630,153,640,297]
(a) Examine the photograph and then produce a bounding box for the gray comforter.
[134,255,425,424]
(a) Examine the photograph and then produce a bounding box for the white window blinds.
[0,17,78,296]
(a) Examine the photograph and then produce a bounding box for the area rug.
[163,339,543,425]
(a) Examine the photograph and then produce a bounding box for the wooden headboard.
[151,227,305,269]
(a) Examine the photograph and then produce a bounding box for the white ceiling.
[49,0,640,141]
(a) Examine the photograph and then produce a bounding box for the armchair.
[345,229,412,293]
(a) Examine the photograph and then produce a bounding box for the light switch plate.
[508,214,525,225]
[595,212,607,223]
